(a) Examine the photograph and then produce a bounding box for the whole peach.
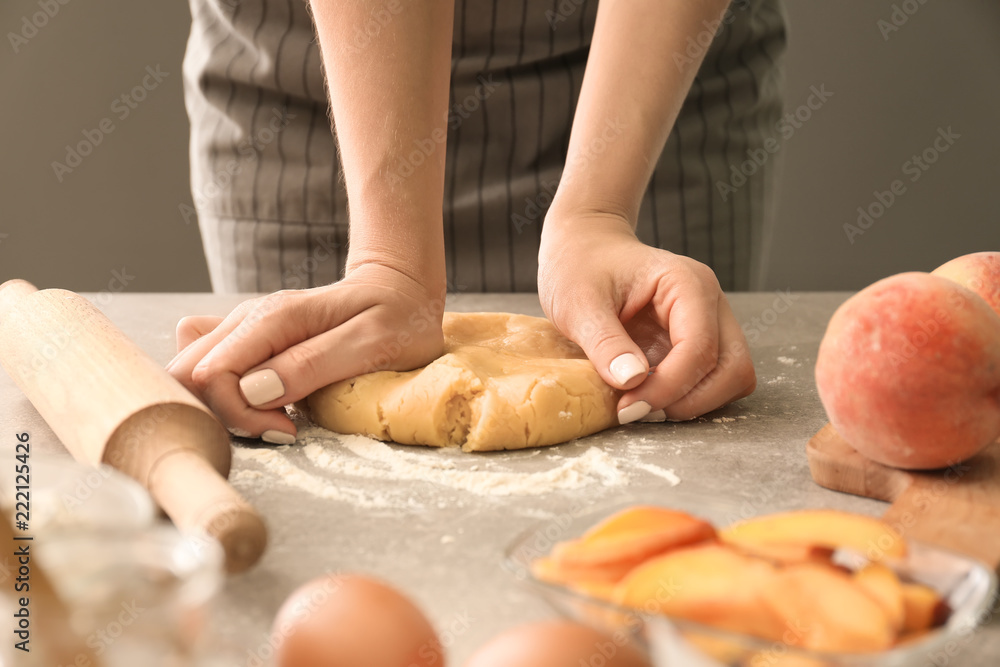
[932,251,1000,317]
[815,272,1000,469]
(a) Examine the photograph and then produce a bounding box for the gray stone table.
[1,292,997,665]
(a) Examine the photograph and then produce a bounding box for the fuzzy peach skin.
[932,251,1000,317]
[815,272,1000,469]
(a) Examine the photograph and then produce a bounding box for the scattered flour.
[304,435,626,496]
[632,462,681,486]
[232,424,635,508]
[711,417,736,423]
[514,507,559,520]
[229,469,265,485]
[233,446,393,508]
[766,376,787,385]
[776,356,797,366]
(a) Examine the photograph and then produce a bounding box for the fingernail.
[609,353,646,386]
[618,400,652,425]
[640,409,667,423]
[240,369,285,406]
[227,427,253,438]
[261,430,296,445]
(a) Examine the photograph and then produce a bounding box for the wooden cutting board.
[807,423,1000,570]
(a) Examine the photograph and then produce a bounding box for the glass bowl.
[3,525,226,667]
[0,454,155,533]
[503,498,998,667]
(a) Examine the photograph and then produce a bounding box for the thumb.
[564,308,649,391]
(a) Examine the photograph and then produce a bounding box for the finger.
[624,306,673,367]
[660,298,756,420]
[176,315,225,353]
[165,305,300,442]
[191,286,362,386]
[165,299,258,394]
[238,313,423,411]
[618,290,720,421]
[200,315,404,442]
[189,288,370,438]
[561,296,650,393]
[196,372,299,444]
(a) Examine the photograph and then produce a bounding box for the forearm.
[308,0,453,291]
[550,0,732,227]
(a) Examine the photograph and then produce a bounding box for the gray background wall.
[1,1,998,293]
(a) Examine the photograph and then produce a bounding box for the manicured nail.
[609,353,646,386]
[640,409,667,423]
[618,400,652,425]
[240,369,285,406]
[261,430,296,445]
[227,427,253,438]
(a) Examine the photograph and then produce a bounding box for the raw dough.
[304,313,621,451]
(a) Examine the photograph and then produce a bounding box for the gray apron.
[183,0,786,293]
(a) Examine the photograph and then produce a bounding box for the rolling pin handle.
[0,279,39,321]
[147,450,268,574]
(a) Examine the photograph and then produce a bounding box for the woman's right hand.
[166,263,445,444]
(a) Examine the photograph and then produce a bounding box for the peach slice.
[567,579,618,603]
[853,562,905,632]
[761,563,895,653]
[901,582,950,633]
[613,543,786,642]
[727,541,835,566]
[740,654,827,667]
[721,509,906,560]
[552,506,716,568]
[531,555,637,586]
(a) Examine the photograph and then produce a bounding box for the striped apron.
[182,0,786,293]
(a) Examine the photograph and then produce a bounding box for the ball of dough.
[305,313,620,451]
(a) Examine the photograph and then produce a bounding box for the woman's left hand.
[538,210,756,424]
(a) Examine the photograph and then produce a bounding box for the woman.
[169,0,786,444]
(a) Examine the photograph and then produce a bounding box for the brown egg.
[464,620,650,667]
[272,574,443,667]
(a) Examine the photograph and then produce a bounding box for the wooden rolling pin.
[0,280,266,573]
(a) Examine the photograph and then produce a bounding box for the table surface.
[2,291,998,664]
